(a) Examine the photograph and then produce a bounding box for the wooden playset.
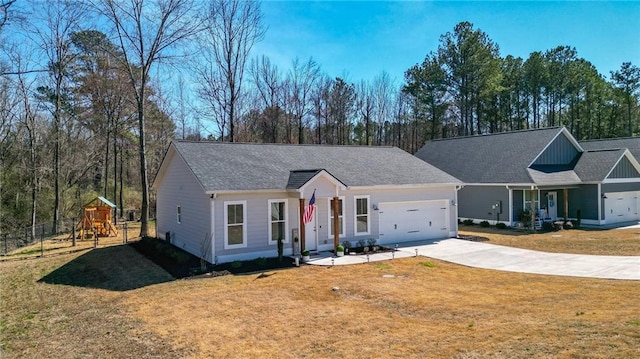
[77,196,118,238]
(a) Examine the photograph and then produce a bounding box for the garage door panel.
[378,201,448,244]
[604,191,640,224]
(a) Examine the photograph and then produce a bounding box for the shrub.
[302,249,310,256]
[519,210,531,228]
[230,260,242,269]
[462,219,474,226]
[341,241,351,250]
[367,238,377,247]
[479,221,490,227]
[542,221,554,231]
[495,222,507,229]
[277,237,284,262]
[254,257,267,267]
[336,245,344,252]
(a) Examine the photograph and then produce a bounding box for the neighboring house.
[414,127,640,227]
[152,142,461,263]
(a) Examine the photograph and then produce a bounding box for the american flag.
[303,190,316,224]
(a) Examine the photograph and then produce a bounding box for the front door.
[304,211,317,251]
[547,192,557,220]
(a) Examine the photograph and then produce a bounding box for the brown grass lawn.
[460,225,640,256]
[2,232,639,358]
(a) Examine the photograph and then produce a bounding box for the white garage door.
[378,200,448,245]
[604,191,640,224]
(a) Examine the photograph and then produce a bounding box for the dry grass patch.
[460,225,640,255]
[126,258,640,358]
[3,242,639,358]
[0,245,181,358]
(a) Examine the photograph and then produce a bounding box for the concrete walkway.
[306,239,640,280]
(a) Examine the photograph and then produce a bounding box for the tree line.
[1,1,638,237]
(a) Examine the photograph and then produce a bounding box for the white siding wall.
[213,185,458,262]
[157,151,458,264]
[340,186,458,246]
[156,152,212,261]
[214,192,297,263]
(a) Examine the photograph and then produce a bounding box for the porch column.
[530,189,536,232]
[332,197,340,250]
[299,198,306,251]
[563,188,569,222]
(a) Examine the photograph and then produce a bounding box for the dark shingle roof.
[580,138,640,160]
[170,142,460,192]
[574,149,628,182]
[414,127,565,183]
[285,169,348,189]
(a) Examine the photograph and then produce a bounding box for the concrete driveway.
[307,239,640,280]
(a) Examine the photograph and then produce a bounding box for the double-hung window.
[354,195,370,235]
[524,190,540,211]
[268,200,287,244]
[225,201,247,249]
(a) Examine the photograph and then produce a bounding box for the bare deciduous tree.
[97,0,201,237]
[250,55,282,142]
[0,0,15,31]
[32,0,86,233]
[287,57,320,144]
[200,0,265,142]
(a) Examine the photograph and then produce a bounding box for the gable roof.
[573,149,628,182]
[160,141,460,193]
[580,137,640,160]
[414,127,573,183]
[84,196,117,208]
[285,169,347,190]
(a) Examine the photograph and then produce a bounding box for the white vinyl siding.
[268,199,288,244]
[225,201,247,249]
[328,197,345,238]
[354,195,370,235]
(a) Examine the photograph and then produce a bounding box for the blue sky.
[252,1,640,85]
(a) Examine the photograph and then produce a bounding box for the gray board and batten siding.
[457,186,509,223]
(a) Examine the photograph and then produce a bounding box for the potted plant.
[336,245,344,257]
[302,249,311,262]
[341,241,351,255]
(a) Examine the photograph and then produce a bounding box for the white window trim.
[523,190,540,211]
[327,196,346,238]
[224,200,247,250]
[354,195,371,236]
[268,199,289,245]
[176,205,182,224]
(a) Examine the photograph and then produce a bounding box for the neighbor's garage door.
[604,191,640,224]
[378,200,448,245]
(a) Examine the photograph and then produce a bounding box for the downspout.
[210,194,216,264]
[506,185,513,226]
[454,185,464,236]
[597,183,603,225]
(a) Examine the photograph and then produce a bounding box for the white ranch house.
[152,142,461,264]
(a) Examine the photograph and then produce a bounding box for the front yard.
[459,224,640,255]
[2,227,639,358]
